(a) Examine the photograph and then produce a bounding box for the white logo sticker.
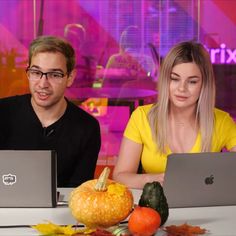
[2,174,17,185]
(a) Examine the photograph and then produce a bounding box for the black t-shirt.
[0,94,101,187]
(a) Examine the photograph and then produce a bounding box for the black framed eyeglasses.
[26,68,67,83]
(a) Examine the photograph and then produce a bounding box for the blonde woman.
[113,41,236,189]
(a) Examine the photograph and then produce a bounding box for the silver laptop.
[163,152,236,208]
[0,150,57,208]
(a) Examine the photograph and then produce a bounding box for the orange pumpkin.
[128,206,161,236]
[69,167,133,228]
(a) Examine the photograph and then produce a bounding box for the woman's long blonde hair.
[148,41,215,153]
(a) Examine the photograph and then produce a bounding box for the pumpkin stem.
[95,167,110,191]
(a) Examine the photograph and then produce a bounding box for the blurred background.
[0,0,235,175]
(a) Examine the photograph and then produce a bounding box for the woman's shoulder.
[214,108,236,129]
[128,104,155,124]
[214,108,234,119]
[134,103,154,114]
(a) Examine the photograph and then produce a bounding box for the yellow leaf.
[31,221,95,235]
[32,221,59,235]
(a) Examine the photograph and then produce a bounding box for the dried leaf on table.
[163,223,207,236]
[31,221,95,235]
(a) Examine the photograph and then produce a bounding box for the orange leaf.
[164,223,207,236]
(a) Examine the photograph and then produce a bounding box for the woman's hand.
[144,173,165,186]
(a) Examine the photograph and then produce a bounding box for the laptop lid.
[163,152,236,208]
[0,150,57,208]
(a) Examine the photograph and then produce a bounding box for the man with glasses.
[0,36,101,187]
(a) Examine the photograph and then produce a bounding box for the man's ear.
[66,69,77,87]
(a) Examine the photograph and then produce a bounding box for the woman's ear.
[66,69,77,87]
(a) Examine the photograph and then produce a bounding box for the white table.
[0,188,235,235]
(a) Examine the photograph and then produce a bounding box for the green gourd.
[138,181,169,226]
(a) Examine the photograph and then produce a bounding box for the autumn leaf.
[163,223,207,236]
[31,221,95,235]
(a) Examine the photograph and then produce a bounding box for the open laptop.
[0,150,57,208]
[163,152,236,208]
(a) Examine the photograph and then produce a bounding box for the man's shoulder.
[0,94,30,108]
[66,101,99,125]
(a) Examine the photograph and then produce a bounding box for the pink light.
[205,44,236,64]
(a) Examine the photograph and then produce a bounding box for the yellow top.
[124,104,236,174]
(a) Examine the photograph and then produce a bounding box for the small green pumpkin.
[138,181,169,226]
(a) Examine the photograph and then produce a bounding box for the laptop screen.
[0,150,57,208]
[163,152,236,208]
